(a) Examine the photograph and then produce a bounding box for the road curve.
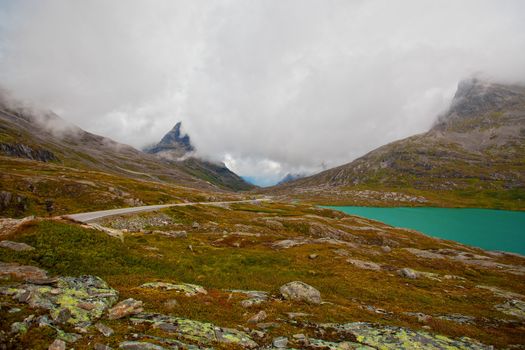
[65,198,269,223]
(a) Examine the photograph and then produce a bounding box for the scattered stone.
[95,344,113,350]
[347,258,381,271]
[256,322,279,330]
[119,341,165,350]
[95,322,114,337]
[272,336,288,348]
[48,339,66,350]
[0,240,34,251]
[309,254,319,259]
[192,222,200,229]
[320,322,491,349]
[140,282,207,296]
[286,312,311,319]
[397,268,419,279]
[292,333,308,343]
[8,307,21,313]
[0,261,48,281]
[476,285,524,299]
[248,310,267,324]
[280,281,322,304]
[381,245,392,253]
[308,338,373,350]
[130,313,257,348]
[108,298,143,320]
[496,299,525,319]
[228,290,269,307]
[437,314,476,325]
[404,312,432,323]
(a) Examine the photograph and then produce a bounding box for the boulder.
[272,336,288,348]
[279,281,321,304]
[108,298,143,320]
[0,240,34,251]
[48,339,66,350]
[347,259,381,271]
[397,268,419,279]
[248,310,267,324]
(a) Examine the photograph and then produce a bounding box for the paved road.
[65,198,269,223]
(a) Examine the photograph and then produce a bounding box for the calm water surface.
[326,206,525,255]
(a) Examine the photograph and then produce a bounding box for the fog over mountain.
[1,1,525,185]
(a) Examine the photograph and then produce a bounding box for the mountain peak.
[144,121,194,158]
[448,78,525,118]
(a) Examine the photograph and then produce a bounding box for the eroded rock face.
[280,281,322,304]
[320,322,492,349]
[1,275,119,327]
[140,282,207,296]
[130,313,258,348]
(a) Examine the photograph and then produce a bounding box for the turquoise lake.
[326,206,525,255]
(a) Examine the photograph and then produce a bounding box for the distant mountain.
[277,173,306,185]
[270,78,525,209]
[144,122,254,191]
[143,122,193,159]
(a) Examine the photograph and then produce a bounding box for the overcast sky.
[1,1,525,186]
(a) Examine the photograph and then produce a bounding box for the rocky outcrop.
[130,313,258,348]
[0,142,57,162]
[320,322,492,349]
[140,282,207,296]
[1,274,119,327]
[280,281,322,304]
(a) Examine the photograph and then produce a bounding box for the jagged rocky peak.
[145,122,194,158]
[447,78,525,118]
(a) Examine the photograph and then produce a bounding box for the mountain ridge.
[267,79,525,209]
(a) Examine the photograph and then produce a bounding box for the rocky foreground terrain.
[1,201,524,349]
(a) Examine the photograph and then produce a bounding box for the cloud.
[1,0,525,186]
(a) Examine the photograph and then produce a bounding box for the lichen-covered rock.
[130,313,258,348]
[0,240,34,251]
[119,341,165,350]
[280,281,321,304]
[140,282,207,296]
[2,275,118,327]
[495,299,525,319]
[320,322,492,349]
[308,338,374,350]
[108,298,143,319]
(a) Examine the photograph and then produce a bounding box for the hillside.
[269,79,525,209]
[145,122,255,191]
[0,98,244,217]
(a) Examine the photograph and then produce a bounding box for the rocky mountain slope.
[145,122,254,191]
[1,201,524,349]
[270,79,525,209]
[0,97,246,217]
